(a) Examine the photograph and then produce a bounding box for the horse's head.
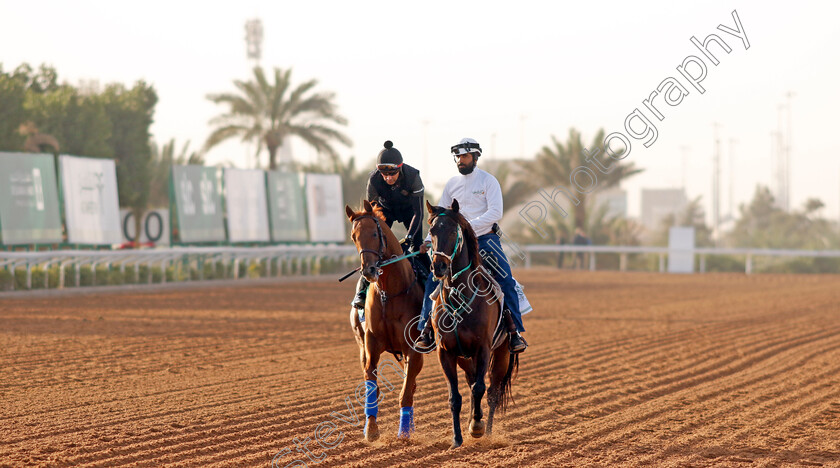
[345,200,387,282]
[426,199,464,279]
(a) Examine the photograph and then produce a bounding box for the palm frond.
[206,66,352,169]
[203,124,249,152]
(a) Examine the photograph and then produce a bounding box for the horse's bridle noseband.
[430,214,463,264]
[353,214,388,268]
[352,213,415,305]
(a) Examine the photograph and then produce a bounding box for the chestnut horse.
[345,200,426,441]
[426,199,518,448]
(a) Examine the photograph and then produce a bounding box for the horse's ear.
[451,198,460,214]
[425,200,435,215]
[345,205,355,219]
[363,199,373,212]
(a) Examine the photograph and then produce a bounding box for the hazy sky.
[2,1,839,221]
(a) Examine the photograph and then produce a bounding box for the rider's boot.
[503,308,528,353]
[351,276,369,310]
[418,320,435,349]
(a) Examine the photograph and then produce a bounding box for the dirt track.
[2,269,840,467]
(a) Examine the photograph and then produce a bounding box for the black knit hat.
[377,140,403,166]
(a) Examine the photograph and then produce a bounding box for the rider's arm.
[406,175,425,250]
[466,174,503,236]
[366,175,378,205]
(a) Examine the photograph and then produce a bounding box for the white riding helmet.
[450,137,482,157]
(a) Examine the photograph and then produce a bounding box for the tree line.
[0,63,351,245]
[3,62,835,271]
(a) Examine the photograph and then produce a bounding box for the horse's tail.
[496,351,519,413]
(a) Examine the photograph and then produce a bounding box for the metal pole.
[712,123,721,246]
[786,91,794,212]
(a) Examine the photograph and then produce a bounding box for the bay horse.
[425,199,519,449]
[345,200,426,441]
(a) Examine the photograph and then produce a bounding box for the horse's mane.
[348,204,388,223]
[349,203,400,254]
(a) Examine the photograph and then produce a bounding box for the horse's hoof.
[365,429,380,442]
[469,420,485,438]
[449,439,462,449]
[364,419,380,442]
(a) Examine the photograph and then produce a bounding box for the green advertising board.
[171,165,226,243]
[267,171,308,242]
[0,152,63,245]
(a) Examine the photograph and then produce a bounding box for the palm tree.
[513,198,640,247]
[204,66,351,169]
[522,128,643,229]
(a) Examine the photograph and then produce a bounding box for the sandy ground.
[1,269,839,467]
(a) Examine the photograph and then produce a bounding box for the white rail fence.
[1,244,839,292]
[520,245,840,274]
[0,245,357,291]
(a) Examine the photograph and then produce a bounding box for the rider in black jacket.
[351,140,427,310]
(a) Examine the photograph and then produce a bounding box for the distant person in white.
[418,137,527,353]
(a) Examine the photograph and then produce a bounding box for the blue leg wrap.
[364,380,378,418]
[398,406,414,438]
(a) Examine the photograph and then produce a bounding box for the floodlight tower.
[785,91,794,212]
[776,104,788,211]
[712,123,721,246]
[245,18,264,168]
[245,19,263,68]
[729,138,737,221]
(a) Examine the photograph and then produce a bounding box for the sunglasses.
[378,164,401,176]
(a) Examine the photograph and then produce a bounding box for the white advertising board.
[59,155,122,244]
[304,173,344,243]
[668,226,695,273]
[224,169,270,242]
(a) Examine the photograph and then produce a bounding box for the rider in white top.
[436,167,503,238]
[418,137,527,353]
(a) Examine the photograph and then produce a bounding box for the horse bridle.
[430,214,464,265]
[353,214,388,268]
[352,214,415,304]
